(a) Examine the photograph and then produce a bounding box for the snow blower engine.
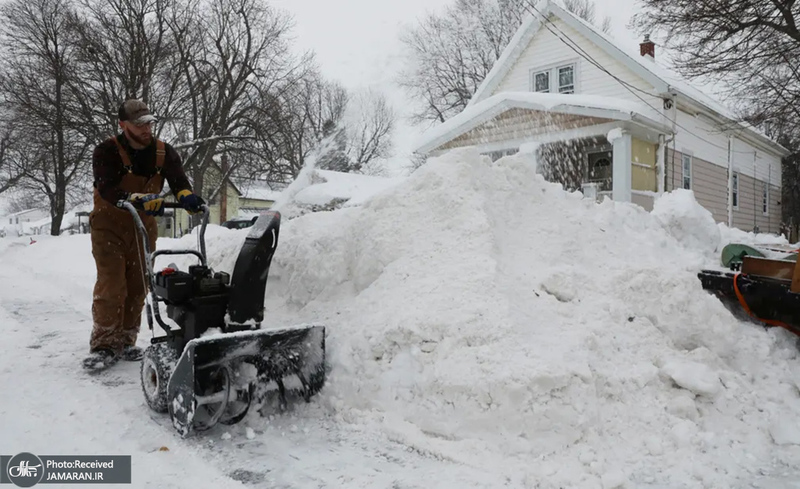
[119,200,326,437]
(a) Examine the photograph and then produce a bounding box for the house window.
[530,63,577,94]
[732,173,739,208]
[558,66,575,93]
[763,184,769,215]
[533,71,549,92]
[682,154,692,190]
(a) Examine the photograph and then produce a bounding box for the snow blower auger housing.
[118,200,326,437]
[698,252,800,337]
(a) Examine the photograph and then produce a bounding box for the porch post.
[612,131,632,202]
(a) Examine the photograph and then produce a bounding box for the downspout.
[663,93,678,191]
[727,135,734,227]
[753,151,758,232]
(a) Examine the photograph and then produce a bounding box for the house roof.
[416,92,672,154]
[463,0,789,157]
[2,208,47,218]
[232,178,284,202]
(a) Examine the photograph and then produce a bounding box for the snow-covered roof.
[415,91,672,154]
[464,0,788,157]
[2,208,46,218]
[233,179,284,202]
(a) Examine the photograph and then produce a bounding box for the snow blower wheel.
[141,343,177,413]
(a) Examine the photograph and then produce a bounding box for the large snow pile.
[254,147,800,488]
[651,188,722,260]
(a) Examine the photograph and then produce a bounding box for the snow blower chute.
[698,243,800,337]
[119,201,326,437]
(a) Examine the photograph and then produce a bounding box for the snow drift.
[259,147,800,488]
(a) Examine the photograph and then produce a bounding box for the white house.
[414,0,791,234]
[1,208,50,237]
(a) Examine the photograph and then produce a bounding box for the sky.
[268,0,648,167]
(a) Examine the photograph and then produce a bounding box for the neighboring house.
[414,0,790,234]
[233,178,283,219]
[172,165,279,235]
[1,208,50,237]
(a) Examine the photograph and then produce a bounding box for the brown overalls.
[89,138,166,353]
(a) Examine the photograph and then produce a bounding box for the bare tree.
[0,0,93,234]
[631,0,800,144]
[65,0,183,143]
[399,0,610,124]
[563,0,610,32]
[398,0,523,124]
[259,74,349,181]
[344,89,395,174]
[164,0,309,206]
[0,109,26,195]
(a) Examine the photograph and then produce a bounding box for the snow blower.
[698,249,800,337]
[119,200,326,437]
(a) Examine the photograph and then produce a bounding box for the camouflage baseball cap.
[118,99,157,125]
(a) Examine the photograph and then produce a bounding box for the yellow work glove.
[129,193,165,216]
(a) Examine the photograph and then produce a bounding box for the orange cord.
[732,273,800,335]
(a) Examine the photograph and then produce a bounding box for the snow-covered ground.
[2,148,800,488]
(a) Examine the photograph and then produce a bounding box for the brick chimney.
[640,34,655,60]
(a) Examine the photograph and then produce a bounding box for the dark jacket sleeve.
[162,143,193,197]
[92,141,128,205]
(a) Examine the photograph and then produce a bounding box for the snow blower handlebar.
[117,199,211,337]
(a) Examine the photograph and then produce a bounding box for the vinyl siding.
[493,15,663,111]
[666,148,780,234]
[666,148,728,225]
[672,111,729,170]
[732,171,781,234]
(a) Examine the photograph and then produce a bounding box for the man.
[83,99,204,371]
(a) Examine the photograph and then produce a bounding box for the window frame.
[681,153,692,190]
[529,60,579,94]
[732,172,739,209]
[532,70,550,93]
[763,183,769,215]
[557,65,575,94]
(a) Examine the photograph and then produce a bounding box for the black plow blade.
[167,324,326,437]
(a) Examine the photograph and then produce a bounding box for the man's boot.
[121,345,144,361]
[83,349,119,371]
